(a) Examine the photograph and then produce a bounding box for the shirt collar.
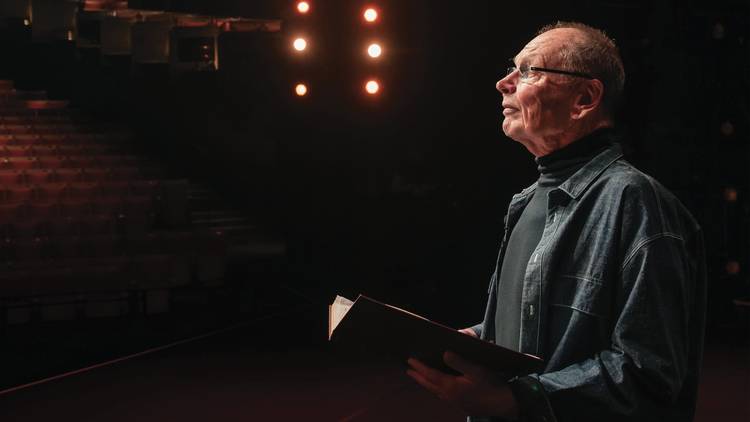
[557,142,624,199]
[513,142,624,201]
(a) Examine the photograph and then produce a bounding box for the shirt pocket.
[550,274,608,318]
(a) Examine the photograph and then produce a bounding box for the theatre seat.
[10,238,49,261]
[0,124,32,134]
[129,254,190,289]
[66,134,99,144]
[12,134,41,145]
[193,230,228,283]
[0,203,27,225]
[39,134,68,145]
[0,79,270,323]
[66,182,103,200]
[32,156,68,169]
[1,157,37,169]
[24,100,70,110]
[1,145,33,157]
[48,168,83,184]
[58,201,94,219]
[0,169,25,184]
[53,215,117,238]
[161,179,189,226]
[4,184,36,202]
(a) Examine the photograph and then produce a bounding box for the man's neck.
[525,119,613,157]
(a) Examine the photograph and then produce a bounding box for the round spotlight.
[293,38,307,51]
[726,260,741,276]
[367,43,382,58]
[363,8,378,23]
[297,2,310,14]
[720,120,734,136]
[295,83,308,96]
[365,80,380,95]
[724,187,738,202]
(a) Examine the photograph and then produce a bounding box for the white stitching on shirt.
[560,274,604,286]
[621,232,684,271]
[550,303,603,317]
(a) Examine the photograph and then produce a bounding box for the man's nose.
[496,72,516,95]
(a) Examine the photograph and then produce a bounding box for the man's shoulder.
[596,158,700,235]
[599,159,664,193]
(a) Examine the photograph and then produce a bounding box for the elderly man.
[407,22,706,422]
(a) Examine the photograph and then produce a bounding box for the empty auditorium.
[0,1,748,421]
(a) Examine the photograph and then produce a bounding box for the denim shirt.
[470,142,706,422]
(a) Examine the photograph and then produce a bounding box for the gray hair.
[537,22,626,118]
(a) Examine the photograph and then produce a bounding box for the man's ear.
[571,79,604,120]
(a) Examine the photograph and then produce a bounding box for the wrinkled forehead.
[513,32,563,66]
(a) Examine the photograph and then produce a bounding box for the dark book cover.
[329,295,544,377]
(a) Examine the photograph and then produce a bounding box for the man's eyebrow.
[511,53,534,66]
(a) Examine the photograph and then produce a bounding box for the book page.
[328,295,354,340]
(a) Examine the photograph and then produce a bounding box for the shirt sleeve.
[512,233,705,422]
[469,322,483,338]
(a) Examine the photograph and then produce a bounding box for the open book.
[328,294,543,376]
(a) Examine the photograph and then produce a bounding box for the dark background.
[2,0,749,357]
[0,1,748,420]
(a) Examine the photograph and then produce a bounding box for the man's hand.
[406,351,519,419]
[458,328,478,338]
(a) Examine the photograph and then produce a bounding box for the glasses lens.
[506,66,516,76]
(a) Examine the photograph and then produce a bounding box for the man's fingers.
[407,357,449,386]
[443,351,488,381]
[458,328,478,338]
[406,368,442,396]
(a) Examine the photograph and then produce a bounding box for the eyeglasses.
[506,64,594,80]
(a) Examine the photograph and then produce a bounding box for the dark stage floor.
[0,299,747,421]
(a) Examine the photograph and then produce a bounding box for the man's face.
[496,29,580,150]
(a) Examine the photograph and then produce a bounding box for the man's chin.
[502,120,523,139]
[501,126,523,143]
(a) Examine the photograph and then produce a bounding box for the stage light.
[295,83,308,96]
[720,120,734,136]
[713,23,725,40]
[293,37,307,51]
[297,2,310,14]
[367,43,382,58]
[724,187,738,202]
[365,80,380,95]
[363,8,378,23]
[726,260,741,275]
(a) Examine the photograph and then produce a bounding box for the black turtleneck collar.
[536,128,617,187]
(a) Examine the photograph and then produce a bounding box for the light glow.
[365,80,380,95]
[295,83,308,96]
[726,260,741,275]
[724,187,738,202]
[297,2,310,14]
[367,43,382,58]
[293,38,307,51]
[363,8,378,23]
